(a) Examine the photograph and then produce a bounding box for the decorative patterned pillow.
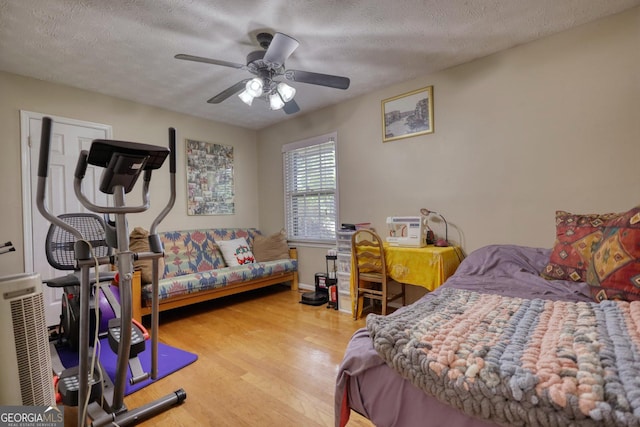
[541,210,619,282]
[587,205,640,302]
[129,226,165,284]
[216,237,256,266]
[253,229,289,262]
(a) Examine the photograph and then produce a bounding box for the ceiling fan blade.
[285,70,350,90]
[207,79,250,104]
[175,54,246,70]
[283,99,300,115]
[263,33,299,67]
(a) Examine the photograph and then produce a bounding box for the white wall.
[0,72,257,275]
[258,7,640,290]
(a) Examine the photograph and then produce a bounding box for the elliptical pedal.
[57,363,104,407]
[107,318,146,357]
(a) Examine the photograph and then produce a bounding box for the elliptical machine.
[36,117,185,426]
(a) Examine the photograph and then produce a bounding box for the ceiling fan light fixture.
[238,90,254,106]
[269,92,285,110]
[245,77,263,97]
[176,31,349,115]
[276,82,296,102]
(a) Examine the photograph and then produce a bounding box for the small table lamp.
[420,208,449,247]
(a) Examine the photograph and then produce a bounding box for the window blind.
[283,133,337,242]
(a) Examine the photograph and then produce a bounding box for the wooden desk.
[383,244,462,291]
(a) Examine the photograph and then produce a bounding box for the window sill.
[287,240,336,249]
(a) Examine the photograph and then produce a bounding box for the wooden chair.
[352,229,406,320]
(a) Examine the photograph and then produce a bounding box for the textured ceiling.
[1,0,639,130]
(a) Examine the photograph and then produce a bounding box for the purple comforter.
[335,245,593,427]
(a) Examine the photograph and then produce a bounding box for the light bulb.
[238,90,254,106]
[277,82,296,102]
[245,78,263,97]
[269,92,285,110]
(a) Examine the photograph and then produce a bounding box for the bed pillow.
[586,205,640,302]
[541,210,619,282]
[253,229,289,262]
[216,237,255,266]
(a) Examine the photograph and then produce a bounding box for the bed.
[335,239,640,427]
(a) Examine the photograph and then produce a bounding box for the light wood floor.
[77,285,373,426]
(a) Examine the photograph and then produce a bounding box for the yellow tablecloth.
[383,244,462,290]
[350,244,463,317]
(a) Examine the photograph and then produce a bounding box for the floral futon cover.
[140,228,296,304]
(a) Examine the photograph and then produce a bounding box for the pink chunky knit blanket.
[367,288,640,426]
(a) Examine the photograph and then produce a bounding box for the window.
[282,132,338,243]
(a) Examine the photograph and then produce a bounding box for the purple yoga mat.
[56,338,197,395]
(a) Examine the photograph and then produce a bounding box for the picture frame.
[381,86,434,142]
[185,139,235,215]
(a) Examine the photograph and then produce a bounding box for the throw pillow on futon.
[541,210,619,282]
[129,226,165,284]
[253,229,290,262]
[586,205,640,302]
[216,237,256,266]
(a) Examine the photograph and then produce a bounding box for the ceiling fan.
[175,32,350,114]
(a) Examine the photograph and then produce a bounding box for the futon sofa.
[131,228,298,322]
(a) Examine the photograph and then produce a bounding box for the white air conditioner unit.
[0,273,55,405]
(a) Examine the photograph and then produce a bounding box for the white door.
[21,111,113,326]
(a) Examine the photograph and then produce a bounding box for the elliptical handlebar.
[169,128,177,174]
[38,116,176,245]
[72,150,152,216]
[149,127,177,242]
[36,117,83,241]
[37,117,52,179]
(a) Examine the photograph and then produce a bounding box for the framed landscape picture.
[186,139,235,215]
[381,86,434,142]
